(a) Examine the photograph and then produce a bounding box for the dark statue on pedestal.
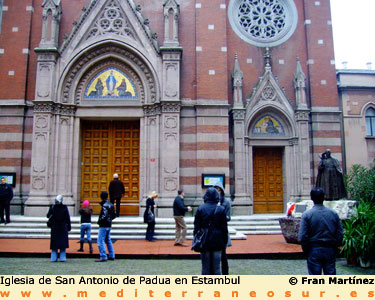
[315,149,347,200]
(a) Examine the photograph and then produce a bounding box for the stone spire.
[162,0,180,47]
[232,54,244,108]
[264,47,272,72]
[294,56,308,109]
[39,0,62,50]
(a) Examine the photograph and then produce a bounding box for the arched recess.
[51,42,162,216]
[246,105,297,213]
[59,43,159,105]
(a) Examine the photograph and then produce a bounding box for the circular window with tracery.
[228,0,298,47]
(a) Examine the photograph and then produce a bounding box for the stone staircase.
[0,214,283,240]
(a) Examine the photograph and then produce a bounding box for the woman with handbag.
[46,195,71,262]
[143,191,158,242]
[193,187,228,275]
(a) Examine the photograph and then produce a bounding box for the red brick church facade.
[0,0,342,216]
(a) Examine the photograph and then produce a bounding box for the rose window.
[228,0,298,47]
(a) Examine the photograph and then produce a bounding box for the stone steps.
[0,214,283,240]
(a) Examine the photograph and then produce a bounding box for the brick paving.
[0,235,302,256]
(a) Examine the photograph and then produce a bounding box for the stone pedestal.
[292,199,357,219]
[278,217,301,244]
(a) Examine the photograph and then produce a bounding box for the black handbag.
[191,206,218,252]
[146,207,155,223]
[47,206,54,228]
[191,227,208,252]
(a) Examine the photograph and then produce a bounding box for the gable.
[60,0,159,56]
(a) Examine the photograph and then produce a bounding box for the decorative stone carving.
[35,115,49,129]
[33,102,54,113]
[161,102,180,113]
[228,0,298,48]
[232,109,246,120]
[165,116,177,128]
[144,104,161,116]
[261,82,277,101]
[164,177,177,191]
[64,46,156,104]
[85,0,136,40]
[32,176,46,190]
[60,0,159,54]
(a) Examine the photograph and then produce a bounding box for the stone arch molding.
[245,68,296,137]
[59,44,158,105]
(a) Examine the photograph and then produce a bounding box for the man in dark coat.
[0,177,13,224]
[108,173,125,217]
[298,187,343,275]
[194,187,228,275]
[96,191,116,262]
[47,195,71,262]
[173,189,191,246]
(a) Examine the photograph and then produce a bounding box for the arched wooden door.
[253,147,283,213]
[81,120,140,215]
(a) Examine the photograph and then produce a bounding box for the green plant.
[345,164,375,202]
[340,218,358,262]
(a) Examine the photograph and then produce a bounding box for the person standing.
[0,177,13,224]
[108,173,125,217]
[173,189,192,246]
[143,191,158,242]
[47,195,71,262]
[214,181,232,275]
[96,191,116,262]
[77,200,93,254]
[298,187,343,275]
[193,187,228,275]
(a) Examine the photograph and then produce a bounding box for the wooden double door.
[253,147,284,213]
[81,121,140,215]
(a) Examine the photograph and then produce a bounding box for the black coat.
[194,187,228,251]
[173,195,188,216]
[143,197,155,223]
[47,204,71,250]
[108,179,125,200]
[0,183,13,203]
[97,200,116,227]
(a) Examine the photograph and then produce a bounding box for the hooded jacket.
[193,187,228,251]
[213,181,231,222]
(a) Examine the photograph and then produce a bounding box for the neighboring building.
[337,69,375,170]
[0,0,342,217]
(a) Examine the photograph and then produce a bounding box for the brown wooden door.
[253,147,283,213]
[81,121,140,215]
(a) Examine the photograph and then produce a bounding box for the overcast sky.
[330,0,375,70]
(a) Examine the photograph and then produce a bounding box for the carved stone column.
[25,103,56,216]
[295,110,311,201]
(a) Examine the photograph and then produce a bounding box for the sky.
[330,0,375,70]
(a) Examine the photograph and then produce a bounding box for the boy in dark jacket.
[95,192,116,262]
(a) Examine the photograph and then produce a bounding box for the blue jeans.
[51,249,66,262]
[97,227,115,260]
[80,224,92,242]
[307,246,336,275]
[201,251,222,275]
